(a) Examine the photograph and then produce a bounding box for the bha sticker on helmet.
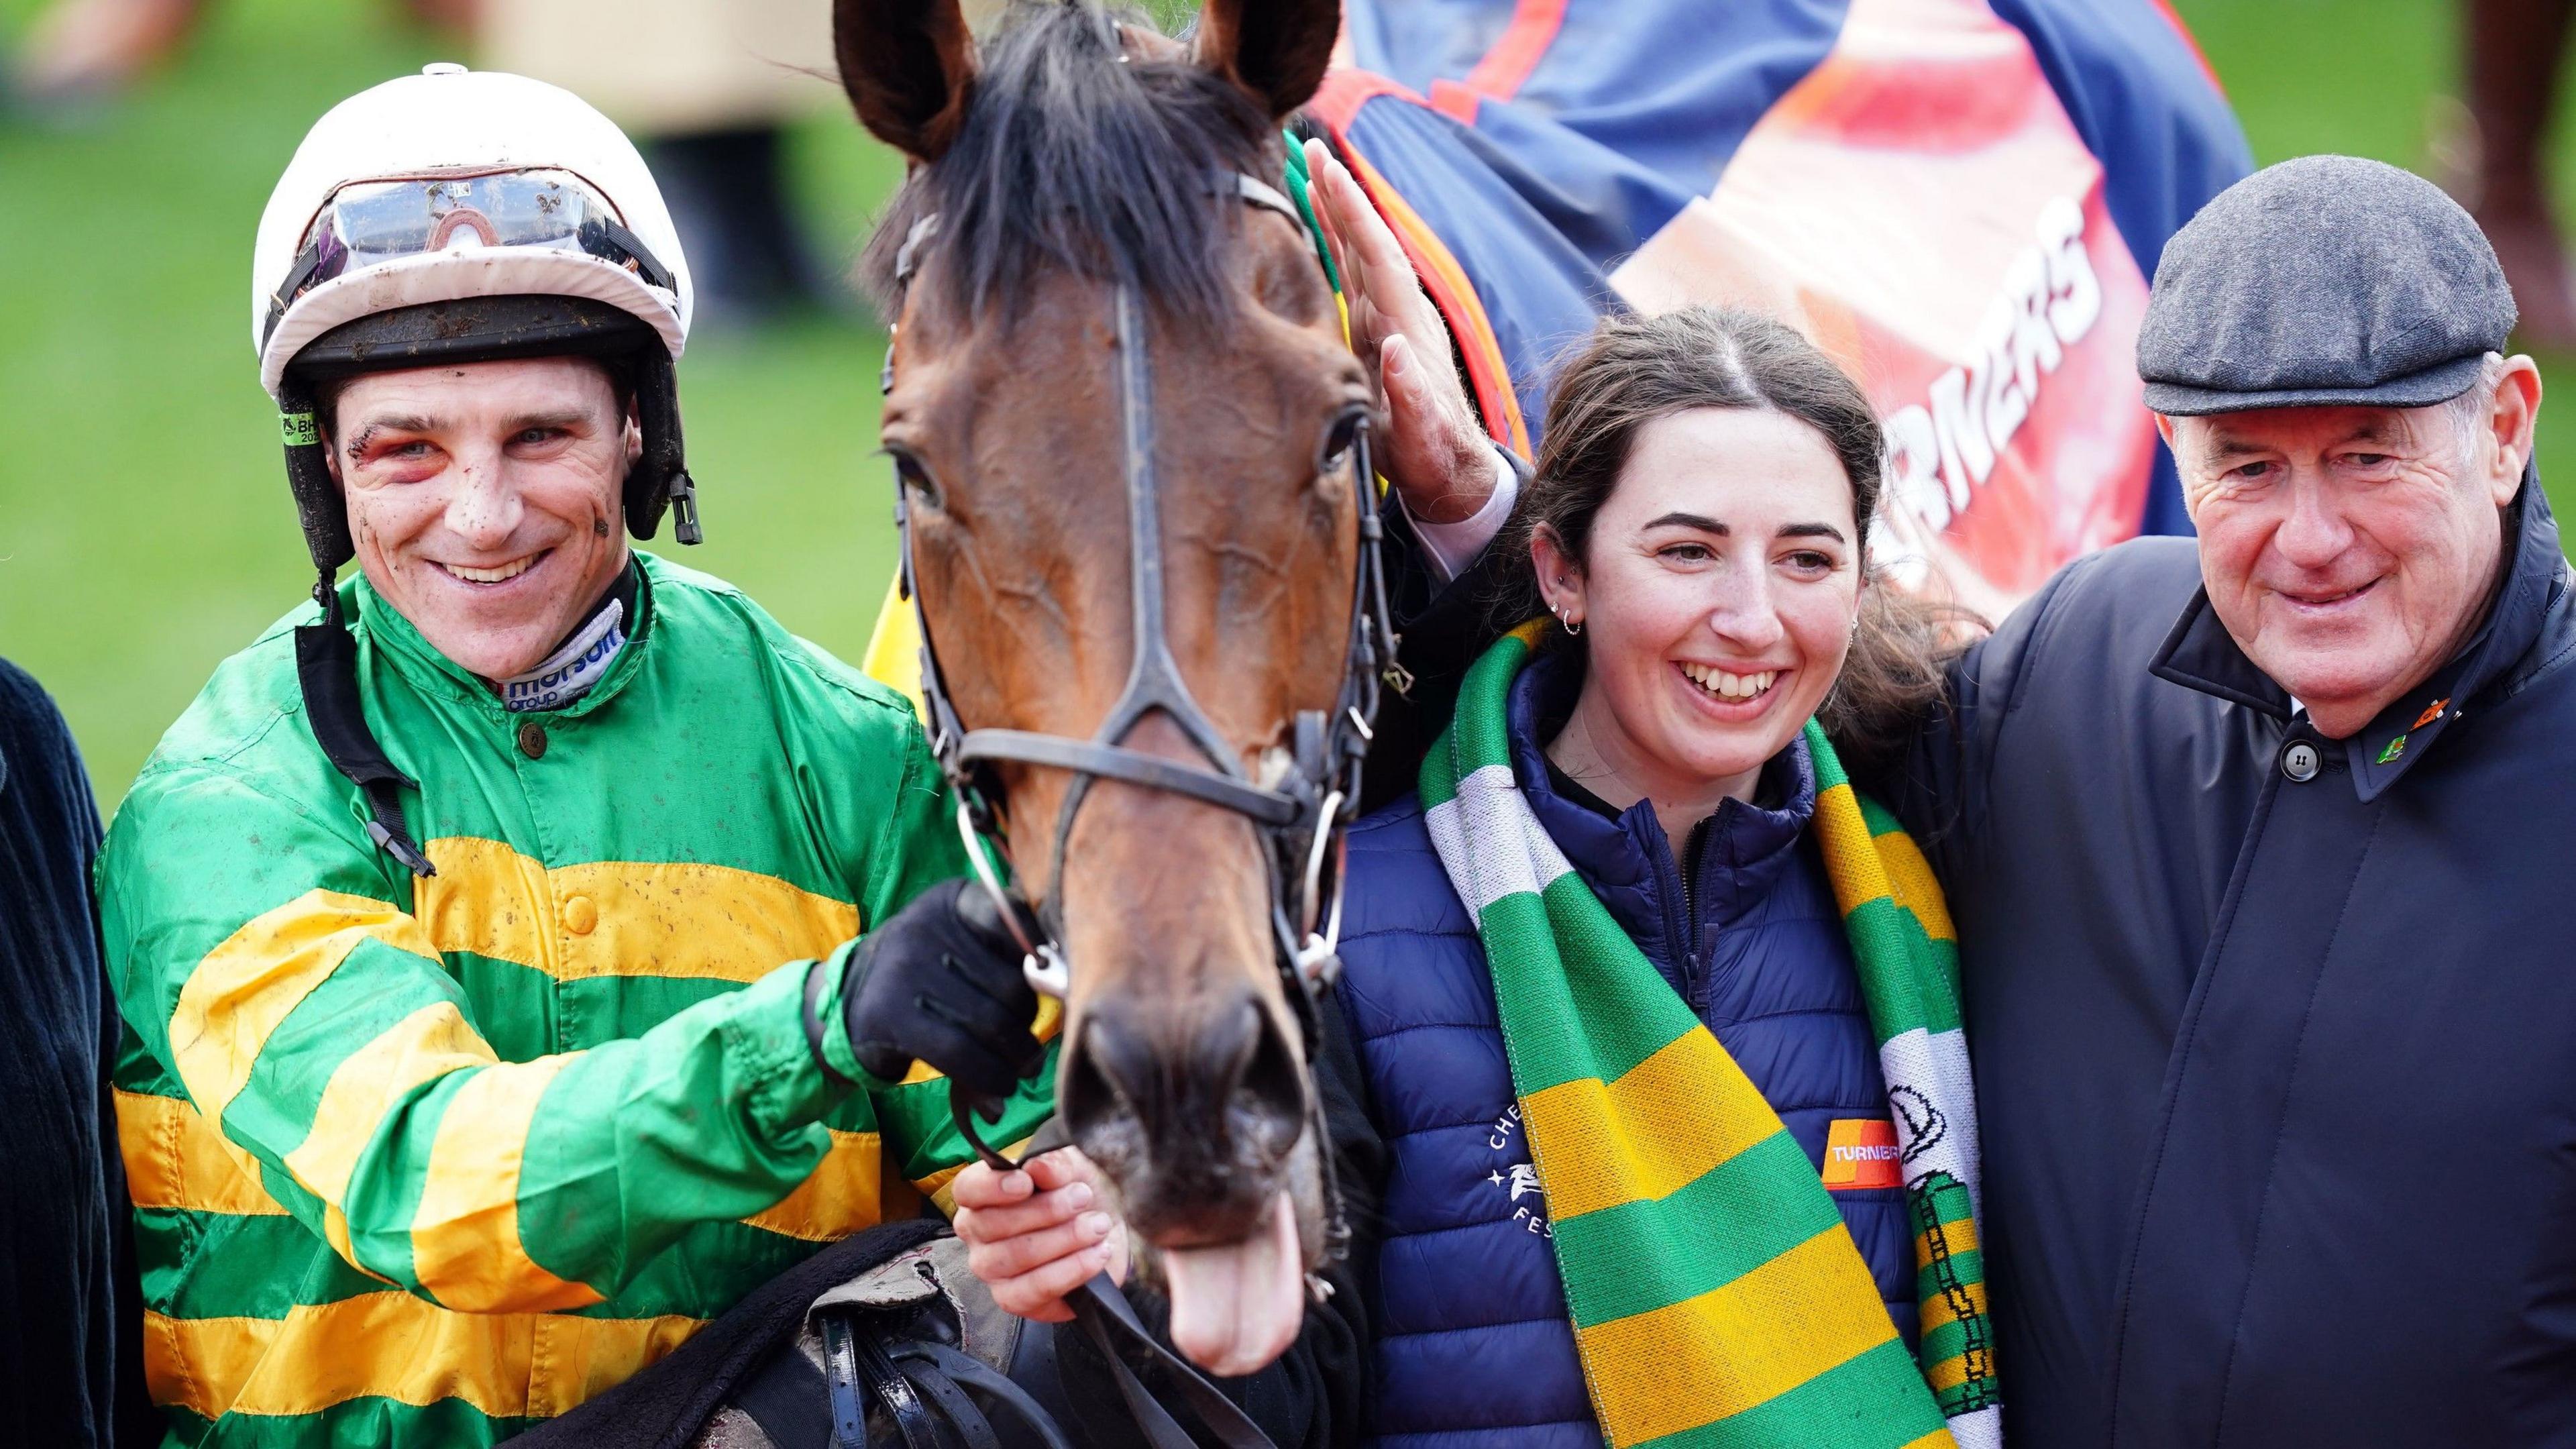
[1609,0,2158,601]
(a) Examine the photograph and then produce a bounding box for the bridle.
[877,153,1404,1261]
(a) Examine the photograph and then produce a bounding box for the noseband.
[879,161,1402,1232]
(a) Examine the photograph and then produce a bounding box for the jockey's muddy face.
[327,356,639,682]
[2165,358,2540,739]
[1537,407,1862,824]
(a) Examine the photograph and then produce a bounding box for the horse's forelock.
[860,4,1276,325]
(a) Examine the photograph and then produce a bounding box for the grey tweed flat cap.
[2137,154,2516,416]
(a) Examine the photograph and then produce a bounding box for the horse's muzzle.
[1059,985,1310,1247]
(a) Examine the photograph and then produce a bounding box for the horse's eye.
[889,449,940,506]
[1318,410,1366,476]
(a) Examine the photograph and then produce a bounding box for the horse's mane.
[859,3,1275,326]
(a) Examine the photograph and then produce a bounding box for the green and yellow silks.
[99,555,1058,1447]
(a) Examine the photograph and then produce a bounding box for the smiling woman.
[1324,306,1998,1449]
[1495,307,1959,796]
[327,356,643,681]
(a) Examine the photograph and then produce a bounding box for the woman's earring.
[1556,605,1582,638]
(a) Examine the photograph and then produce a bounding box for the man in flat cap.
[1870,153,2571,1444]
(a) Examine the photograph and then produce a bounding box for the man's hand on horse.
[953,1147,1130,1325]
[1303,137,1500,525]
[841,878,1045,1112]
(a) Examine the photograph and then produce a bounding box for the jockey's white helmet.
[251,62,692,400]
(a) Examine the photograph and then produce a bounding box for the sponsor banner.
[1609,0,2158,599]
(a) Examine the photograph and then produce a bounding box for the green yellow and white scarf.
[1420,623,2001,1449]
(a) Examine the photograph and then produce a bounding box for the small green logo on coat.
[2377,734,2408,765]
[280,411,320,446]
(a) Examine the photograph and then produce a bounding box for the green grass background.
[0,0,2559,799]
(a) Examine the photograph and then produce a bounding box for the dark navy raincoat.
[1880,473,2576,1446]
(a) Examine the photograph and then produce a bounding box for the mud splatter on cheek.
[594,517,610,537]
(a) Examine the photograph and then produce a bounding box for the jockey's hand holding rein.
[839,888,1145,1320]
[841,879,1046,1117]
[1303,137,1512,537]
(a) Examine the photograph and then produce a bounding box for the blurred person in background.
[478,0,845,325]
[7,0,468,107]
[2465,0,2576,347]
[95,65,1079,1446]
[11,0,842,327]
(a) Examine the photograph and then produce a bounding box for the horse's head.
[838,0,1363,1348]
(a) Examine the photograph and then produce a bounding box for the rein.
[879,148,1397,1287]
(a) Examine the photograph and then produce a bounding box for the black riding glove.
[840,878,1046,1114]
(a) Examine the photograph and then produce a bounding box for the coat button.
[561,894,598,936]
[517,720,548,759]
[2280,739,2322,782]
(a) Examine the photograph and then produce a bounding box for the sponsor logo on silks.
[1481,1104,1552,1237]
[498,600,628,714]
[2377,734,2408,766]
[1820,1118,1903,1191]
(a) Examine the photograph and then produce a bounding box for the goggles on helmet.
[262,168,677,343]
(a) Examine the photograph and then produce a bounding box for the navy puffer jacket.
[1332,649,1917,1448]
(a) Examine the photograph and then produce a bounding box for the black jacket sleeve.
[1358,482,1523,814]
[1049,987,1385,1449]
[0,659,153,1448]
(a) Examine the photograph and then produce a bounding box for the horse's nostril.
[1062,989,1311,1246]
[1063,992,1307,1152]
[1061,1006,1148,1139]
[1233,1003,1309,1157]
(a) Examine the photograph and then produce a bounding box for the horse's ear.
[1195,0,1340,120]
[835,0,977,162]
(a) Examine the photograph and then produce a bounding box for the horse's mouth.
[1158,1187,1308,1376]
[1122,1126,1326,1376]
[1065,1051,1327,1374]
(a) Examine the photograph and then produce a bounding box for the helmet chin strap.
[294,584,437,877]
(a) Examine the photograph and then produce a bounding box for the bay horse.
[835,0,1371,1368]
[831,0,2242,1382]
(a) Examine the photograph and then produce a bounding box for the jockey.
[98,65,1060,1445]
